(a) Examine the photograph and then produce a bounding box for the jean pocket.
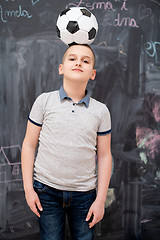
[33,180,49,194]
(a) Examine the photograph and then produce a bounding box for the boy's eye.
[83,60,89,64]
[69,58,75,61]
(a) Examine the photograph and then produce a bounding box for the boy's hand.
[86,199,105,228]
[25,189,43,217]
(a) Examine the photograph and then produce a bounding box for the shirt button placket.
[72,102,76,113]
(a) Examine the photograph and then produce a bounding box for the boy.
[21,44,112,240]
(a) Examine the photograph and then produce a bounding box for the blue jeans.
[33,180,96,240]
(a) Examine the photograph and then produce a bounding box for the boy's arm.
[21,120,43,217]
[86,133,112,228]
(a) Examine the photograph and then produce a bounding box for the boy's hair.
[62,44,96,68]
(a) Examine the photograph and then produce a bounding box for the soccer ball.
[56,7,98,46]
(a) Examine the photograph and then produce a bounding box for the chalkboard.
[0,0,160,239]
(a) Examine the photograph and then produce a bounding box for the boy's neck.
[63,82,87,102]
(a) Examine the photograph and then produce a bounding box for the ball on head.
[56,7,98,46]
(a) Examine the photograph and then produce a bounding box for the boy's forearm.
[96,154,112,203]
[21,140,36,192]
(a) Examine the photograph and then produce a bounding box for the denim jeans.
[33,180,96,240]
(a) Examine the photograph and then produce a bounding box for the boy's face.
[59,45,96,83]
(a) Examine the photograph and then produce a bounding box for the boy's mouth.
[72,68,83,72]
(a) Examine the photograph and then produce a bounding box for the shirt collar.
[59,85,90,108]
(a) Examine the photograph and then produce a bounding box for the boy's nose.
[75,60,81,66]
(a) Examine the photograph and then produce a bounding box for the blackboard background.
[0,0,160,239]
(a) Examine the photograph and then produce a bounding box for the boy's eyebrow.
[68,54,92,60]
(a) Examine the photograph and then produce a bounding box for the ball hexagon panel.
[60,8,70,17]
[56,15,69,30]
[66,7,83,21]
[90,15,98,31]
[60,30,74,45]
[74,30,89,44]
[67,21,79,34]
[89,28,96,40]
[78,15,94,32]
[80,8,91,17]
[56,26,60,38]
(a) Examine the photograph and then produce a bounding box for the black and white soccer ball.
[56,7,98,46]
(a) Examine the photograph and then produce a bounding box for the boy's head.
[62,44,96,68]
[59,44,96,83]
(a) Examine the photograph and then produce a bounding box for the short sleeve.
[97,105,111,136]
[28,94,45,127]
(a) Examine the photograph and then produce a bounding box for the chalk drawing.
[0,145,22,183]
[136,91,160,164]
[97,41,107,46]
[119,44,127,56]
[138,4,152,20]
[152,101,160,122]
[136,127,160,160]
[150,0,160,6]
[96,41,127,57]
[17,47,27,70]
[141,219,152,223]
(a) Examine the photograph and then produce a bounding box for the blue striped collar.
[59,86,90,108]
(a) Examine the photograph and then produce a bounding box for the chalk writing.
[66,0,116,11]
[121,0,127,11]
[102,12,139,27]
[3,0,40,5]
[102,12,113,26]
[31,0,40,6]
[114,13,139,27]
[145,41,160,64]
[67,0,139,28]
[0,5,32,23]
[66,0,130,12]
[92,1,116,10]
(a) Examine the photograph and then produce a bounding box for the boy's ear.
[59,64,63,75]
[90,69,96,80]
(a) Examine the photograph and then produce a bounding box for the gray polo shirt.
[29,86,111,191]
